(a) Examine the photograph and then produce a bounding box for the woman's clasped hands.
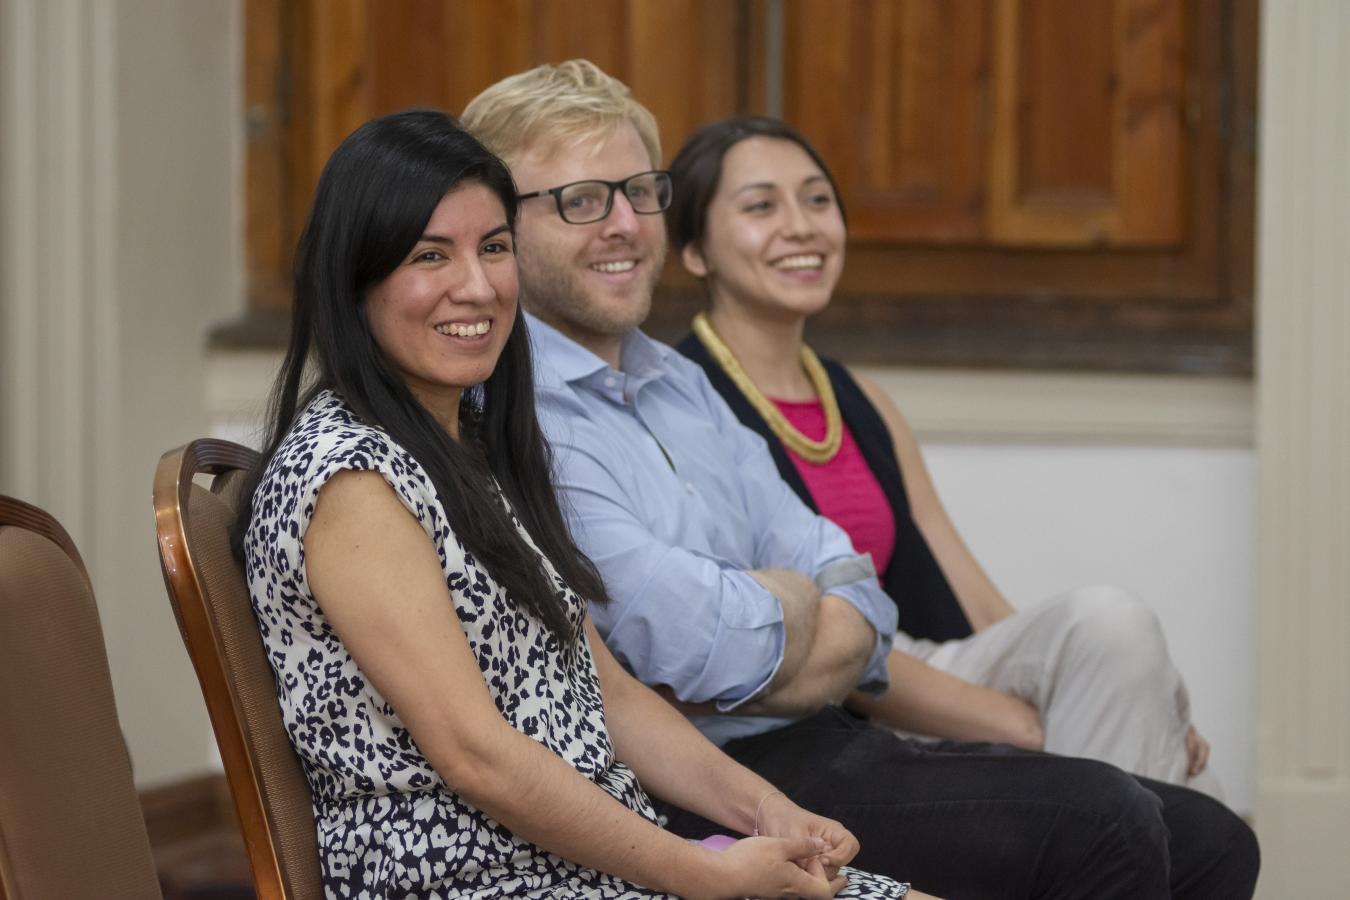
[693,794,860,899]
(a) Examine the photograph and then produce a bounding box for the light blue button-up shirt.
[526,313,897,745]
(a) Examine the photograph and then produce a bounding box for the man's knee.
[1218,816,1262,897]
[1027,758,1173,896]
[1063,756,1169,842]
[1165,789,1261,897]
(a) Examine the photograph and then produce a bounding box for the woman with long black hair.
[232,108,920,899]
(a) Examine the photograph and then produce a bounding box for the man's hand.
[740,594,875,718]
[750,568,821,692]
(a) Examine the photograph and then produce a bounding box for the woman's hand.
[849,650,1045,751]
[983,691,1045,751]
[1185,724,1211,777]
[691,835,843,900]
[755,792,859,881]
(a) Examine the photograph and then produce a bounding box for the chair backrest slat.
[0,496,163,900]
[153,439,323,900]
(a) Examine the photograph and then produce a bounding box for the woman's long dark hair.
[232,108,609,641]
[665,115,847,257]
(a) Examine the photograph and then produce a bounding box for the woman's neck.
[706,302,816,402]
[409,384,462,440]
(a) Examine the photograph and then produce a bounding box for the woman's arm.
[595,641,952,897]
[846,649,1044,751]
[589,618,858,868]
[851,370,1016,631]
[305,470,837,900]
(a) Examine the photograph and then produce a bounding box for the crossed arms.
[543,378,1044,746]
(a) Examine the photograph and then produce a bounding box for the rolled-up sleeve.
[824,579,894,695]
[551,436,788,709]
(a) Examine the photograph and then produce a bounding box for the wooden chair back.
[0,496,162,900]
[153,439,322,900]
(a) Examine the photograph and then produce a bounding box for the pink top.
[772,397,896,575]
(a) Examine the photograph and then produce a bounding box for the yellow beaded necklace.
[691,312,843,464]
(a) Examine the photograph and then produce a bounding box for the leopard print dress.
[244,391,910,899]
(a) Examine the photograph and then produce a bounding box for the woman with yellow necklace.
[668,116,1219,794]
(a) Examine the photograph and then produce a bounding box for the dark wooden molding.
[139,772,237,850]
[209,286,1250,376]
[209,308,291,350]
[140,773,253,899]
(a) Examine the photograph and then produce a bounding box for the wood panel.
[289,0,737,163]
[249,0,738,322]
[625,0,740,164]
[782,0,988,242]
[232,0,1253,375]
[1018,0,1115,202]
[1114,0,1187,243]
[244,0,289,312]
[990,0,1188,247]
[532,0,628,73]
[282,0,368,278]
[443,1,536,114]
[366,0,454,112]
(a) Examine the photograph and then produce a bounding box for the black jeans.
[656,707,1259,899]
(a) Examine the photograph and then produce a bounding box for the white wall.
[858,366,1257,810]
[0,0,242,787]
[924,442,1254,811]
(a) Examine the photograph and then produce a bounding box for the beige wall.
[0,0,242,786]
[1254,2,1350,896]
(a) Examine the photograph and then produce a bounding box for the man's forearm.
[739,594,873,718]
[749,568,820,692]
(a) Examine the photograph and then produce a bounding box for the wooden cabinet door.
[780,0,1189,248]
[781,0,989,243]
[987,0,1188,247]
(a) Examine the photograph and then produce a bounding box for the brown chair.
[0,496,163,900]
[153,439,322,900]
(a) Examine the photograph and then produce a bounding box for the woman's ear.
[681,242,710,278]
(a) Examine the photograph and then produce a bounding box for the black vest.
[677,334,973,642]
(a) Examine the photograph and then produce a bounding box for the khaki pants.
[893,585,1224,798]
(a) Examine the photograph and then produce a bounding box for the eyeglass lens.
[558,172,671,224]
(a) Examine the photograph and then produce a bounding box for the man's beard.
[516,239,664,340]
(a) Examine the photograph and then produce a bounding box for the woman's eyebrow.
[733,174,828,197]
[733,181,778,196]
[416,223,511,245]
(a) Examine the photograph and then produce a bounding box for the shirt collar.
[525,311,672,402]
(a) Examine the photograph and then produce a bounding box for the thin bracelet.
[752,789,784,836]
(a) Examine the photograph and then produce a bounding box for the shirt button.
[684,482,696,494]
[605,375,618,388]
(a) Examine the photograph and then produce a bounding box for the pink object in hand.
[696,834,740,852]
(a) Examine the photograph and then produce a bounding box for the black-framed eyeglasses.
[518,170,673,225]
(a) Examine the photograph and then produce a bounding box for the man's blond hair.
[461,59,661,167]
